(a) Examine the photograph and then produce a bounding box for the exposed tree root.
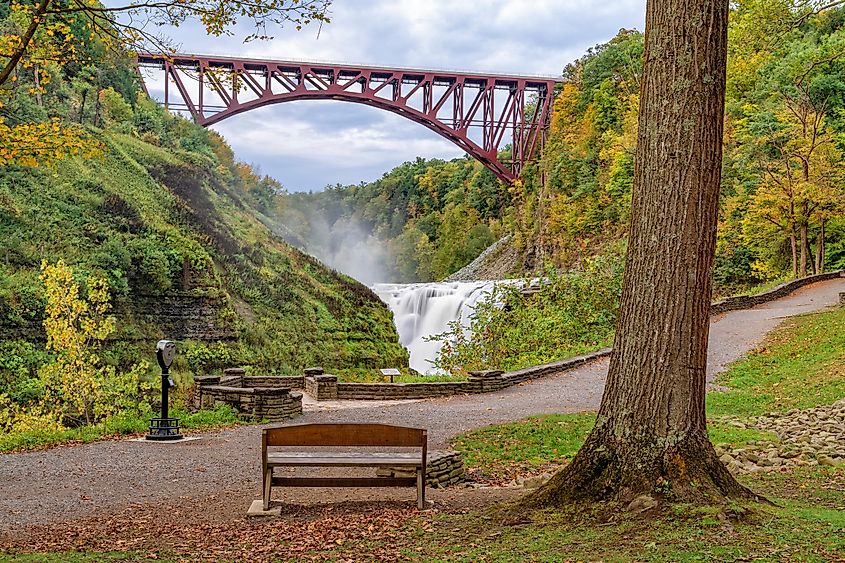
[519,429,768,510]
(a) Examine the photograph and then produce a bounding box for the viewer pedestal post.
[146,340,183,441]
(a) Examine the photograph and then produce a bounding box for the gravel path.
[1,277,843,531]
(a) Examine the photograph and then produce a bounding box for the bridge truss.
[137,53,560,182]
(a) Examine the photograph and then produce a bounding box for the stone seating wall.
[193,368,302,421]
[710,270,844,314]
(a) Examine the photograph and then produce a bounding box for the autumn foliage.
[0,118,101,166]
[0,261,150,433]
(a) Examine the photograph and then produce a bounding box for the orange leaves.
[0,118,102,167]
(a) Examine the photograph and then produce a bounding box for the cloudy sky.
[138,1,646,191]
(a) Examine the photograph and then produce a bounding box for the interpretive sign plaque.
[380,368,401,383]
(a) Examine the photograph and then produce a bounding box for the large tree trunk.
[524,0,754,507]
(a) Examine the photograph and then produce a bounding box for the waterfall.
[372,281,501,374]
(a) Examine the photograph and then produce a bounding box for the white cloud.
[212,101,461,190]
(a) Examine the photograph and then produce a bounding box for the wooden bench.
[262,423,428,510]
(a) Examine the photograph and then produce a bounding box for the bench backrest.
[263,423,426,448]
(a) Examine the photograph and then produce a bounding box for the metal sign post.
[146,340,183,441]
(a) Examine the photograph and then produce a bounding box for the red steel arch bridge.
[136,53,561,182]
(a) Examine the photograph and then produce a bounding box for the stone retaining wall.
[212,369,304,390]
[376,450,465,488]
[336,381,473,400]
[329,351,614,401]
[193,371,302,421]
[248,376,305,389]
[710,270,844,314]
[209,271,844,404]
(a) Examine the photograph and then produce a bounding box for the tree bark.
[799,211,809,277]
[524,0,755,507]
[790,232,798,278]
[0,0,52,87]
[78,88,88,124]
[815,220,825,274]
[806,226,815,275]
[33,66,43,107]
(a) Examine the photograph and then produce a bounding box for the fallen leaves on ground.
[0,502,429,562]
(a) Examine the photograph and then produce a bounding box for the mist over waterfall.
[372,281,500,373]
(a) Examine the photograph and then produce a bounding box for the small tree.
[39,260,148,426]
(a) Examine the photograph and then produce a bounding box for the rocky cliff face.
[444,236,524,281]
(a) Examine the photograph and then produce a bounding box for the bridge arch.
[137,54,559,183]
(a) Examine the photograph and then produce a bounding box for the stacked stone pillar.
[303,367,338,401]
[467,369,506,393]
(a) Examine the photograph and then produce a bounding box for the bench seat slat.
[272,477,418,488]
[267,452,422,467]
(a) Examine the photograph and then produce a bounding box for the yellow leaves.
[0,119,102,167]
[32,260,151,427]
[1,4,82,89]
[750,260,780,283]
[0,393,62,433]
[39,260,118,425]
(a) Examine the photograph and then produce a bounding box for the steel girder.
[136,53,560,182]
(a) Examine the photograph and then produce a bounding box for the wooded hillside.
[284,2,845,291]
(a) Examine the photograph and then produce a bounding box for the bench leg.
[263,468,273,511]
[417,468,425,509]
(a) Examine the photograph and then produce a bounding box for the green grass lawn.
[707,306,845,418]
[453,413,778,482]
[0,404,242,453]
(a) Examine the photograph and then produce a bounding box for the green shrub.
[99,87,134,126]
[432,244,624,373]
[184,342,234,372]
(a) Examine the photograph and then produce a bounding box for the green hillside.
[0,129,407,383]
